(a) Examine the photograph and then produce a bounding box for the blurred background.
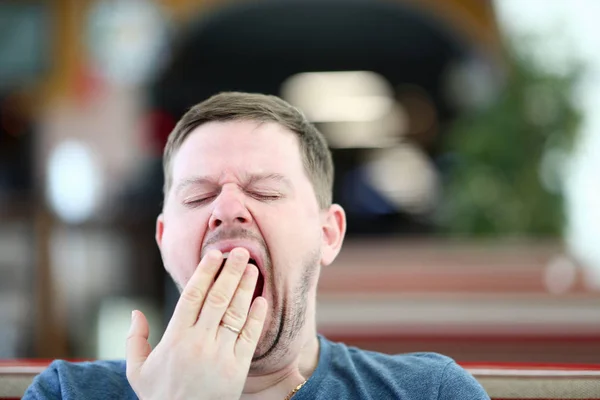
[1,0,599,363]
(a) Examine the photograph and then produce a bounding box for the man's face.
[156,120,341,369]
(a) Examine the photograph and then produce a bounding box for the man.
[25,92,489,399]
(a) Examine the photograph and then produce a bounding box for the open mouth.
[217,254,265,302]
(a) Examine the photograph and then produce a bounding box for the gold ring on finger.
[220,321,242,335]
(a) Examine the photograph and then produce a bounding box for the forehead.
[170,120,304,183]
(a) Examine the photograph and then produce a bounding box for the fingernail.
[232,248,247,260]
[131,310,136,321]
[207,249,221,260]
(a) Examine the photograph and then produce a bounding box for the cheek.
[262,206,321,272]
[285,206,321,247]
[160,211,208,282]
[262,205,315,243]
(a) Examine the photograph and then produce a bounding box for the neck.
[240,330,319,400]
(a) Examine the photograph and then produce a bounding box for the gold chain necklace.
[284,380,307,400]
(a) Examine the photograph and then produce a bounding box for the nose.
[208,186,253,230]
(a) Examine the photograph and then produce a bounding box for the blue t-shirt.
[24,335,489,399]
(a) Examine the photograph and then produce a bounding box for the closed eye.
[183,191,281,206]
[249,192,281,202]
[184,196,216,207]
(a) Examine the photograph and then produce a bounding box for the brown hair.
[162,92,333,208]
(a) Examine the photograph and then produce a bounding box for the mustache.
[201,227,267,255]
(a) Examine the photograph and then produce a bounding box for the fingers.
[217,264,259,341]
[195,248,249,336]
[126,310,152,381]
[235,297,268,359]
[169,250,223,331]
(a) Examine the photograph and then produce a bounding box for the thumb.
[126,310,151,380]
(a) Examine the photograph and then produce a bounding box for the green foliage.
[439,39,582,237]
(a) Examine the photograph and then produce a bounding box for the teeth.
[222,252,230,259]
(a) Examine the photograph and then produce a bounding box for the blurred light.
[282,71,407,148]
[494,0,599,76]
[319,103,407,149]
[46,140,103,224]
[565,131,600,291]
[539,147,568,194]
[496,0,600,290]
[544,255,577,295]
[364,143,439,215]
[87,0,170,86]
[281,71,394,123]
[97,297,161,359]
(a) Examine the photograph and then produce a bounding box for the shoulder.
[23,359,135,400]
[330,339,453,378]
[39,359,128,385]
[435,360,490,400]
[324,339,489,399]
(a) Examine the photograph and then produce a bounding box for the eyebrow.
[174,177,216,196]
[244,173,292,189]
[174,173,292,196]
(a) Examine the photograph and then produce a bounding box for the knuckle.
[223,265,243,279]
[181,286,207,304]
[206,289,230,308]
[222,307,246,326]
[238,329,254,344]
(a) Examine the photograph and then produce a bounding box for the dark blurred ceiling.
[153,0,488,122]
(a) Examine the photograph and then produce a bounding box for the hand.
[126,248,268,400]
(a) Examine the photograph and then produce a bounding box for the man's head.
[162,92,334,209]
[155,92,346,372]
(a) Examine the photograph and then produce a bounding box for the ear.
[156,213,165,250]
[320,204,347,267]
